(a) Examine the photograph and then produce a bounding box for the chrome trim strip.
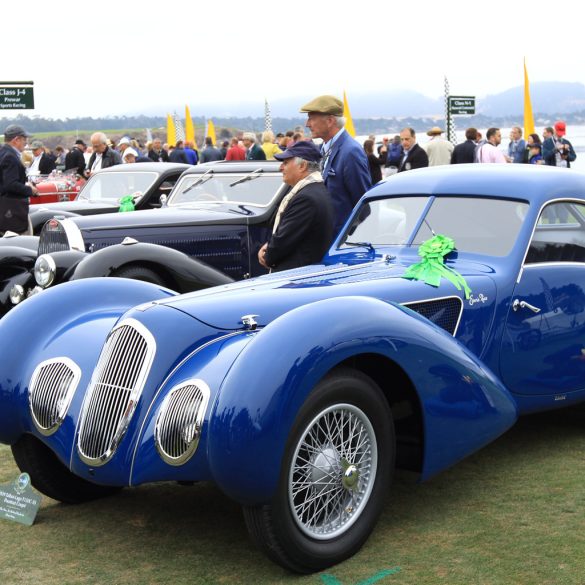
[148,260,396,307]
[58,218,85,252]
[129,330,250,483]
[28,357,81,436]
[517,197,585,283]
[402,294,464,337]
[154,379,211,466]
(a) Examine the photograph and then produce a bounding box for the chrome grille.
[155,381,210,466]
[404,296,463,336]
[29,358,81,436]
[38,220,70,255]
[77,319,156,465]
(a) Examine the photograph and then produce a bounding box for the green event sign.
[448,95,475,115]
[0,473,42,526]
[0,81,35,110]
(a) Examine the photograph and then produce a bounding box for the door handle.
[512,299,541,313]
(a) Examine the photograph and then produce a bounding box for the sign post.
[0,81,35,110]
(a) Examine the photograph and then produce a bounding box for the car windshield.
[341,196,529,257]
[167,173,285,207]
[78,172,158,202]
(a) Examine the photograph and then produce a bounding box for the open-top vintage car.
[1,164,584,572]
[2,161,286,315]
[28,162,191,233]
[30,170,85,205]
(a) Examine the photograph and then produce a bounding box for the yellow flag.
[185,105,195,145]
[206,119,217,145]
[524,58,535,138]
[166,113,176,147]
[343,91,356,138]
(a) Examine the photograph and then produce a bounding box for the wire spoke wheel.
[289,403,377,539]
[243,367,394,573]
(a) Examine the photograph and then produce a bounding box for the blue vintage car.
[1,164,584,572]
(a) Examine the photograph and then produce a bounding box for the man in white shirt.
[85,132,122,177]
[476,128,507,164]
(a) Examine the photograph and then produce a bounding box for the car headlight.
[34,255,57,288]
[10,284,25,305]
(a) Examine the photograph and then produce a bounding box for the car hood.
[160,257,496,330]
[30,200,119,216]
[70,203,263,231]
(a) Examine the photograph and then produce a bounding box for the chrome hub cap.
[288,403,377,539]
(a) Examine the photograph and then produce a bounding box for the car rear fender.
[69,242,234,291]
[207,295,518,505]
[0,278,177,447]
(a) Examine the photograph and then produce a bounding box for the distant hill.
[137,81,585,119]
[4,81,585,143]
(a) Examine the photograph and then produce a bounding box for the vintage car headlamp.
[34,255,57,288]
[10,284,25,305]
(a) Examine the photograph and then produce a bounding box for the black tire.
[11,434,121,504]
[112,265,166,286]
[243,367,395,573]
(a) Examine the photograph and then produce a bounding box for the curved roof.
[370,164,585,207]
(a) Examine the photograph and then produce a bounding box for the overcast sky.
[2,0,583,120]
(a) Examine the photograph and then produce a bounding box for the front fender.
[0,246,39,315]
[208,296,518,505]
[0,278,177,446]
[69,242,234,291]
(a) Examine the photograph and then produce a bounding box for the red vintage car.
[30,171,85,205]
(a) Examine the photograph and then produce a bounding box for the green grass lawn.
[1,405,585,585]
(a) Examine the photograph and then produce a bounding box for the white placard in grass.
[0,473,41,526]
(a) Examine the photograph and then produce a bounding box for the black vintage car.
[28,162,192,234]
[5,161,287,314]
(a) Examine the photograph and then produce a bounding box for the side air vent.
[403,296,463,336]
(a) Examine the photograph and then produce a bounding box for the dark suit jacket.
[264,181,334,272]
[247,143,266,161]
[64,147,86,175]
[397,143,428,172]
[0,144,33,233]
[322,130,372,235]
[87,146,122,171]
[39,153,56,175]
[451,140,476,164]
[168,147,189,164]
[148,149,169,162]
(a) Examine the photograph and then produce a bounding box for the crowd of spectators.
[361,120,577,184]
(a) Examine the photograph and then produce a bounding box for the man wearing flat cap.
[258,141,333,272]
[0,125,39,235]
[301,94,371,236]
[422,126,453,167]
[28,139,56,177]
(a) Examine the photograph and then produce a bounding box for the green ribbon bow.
[402,234,472,299]
[118,195,135,213]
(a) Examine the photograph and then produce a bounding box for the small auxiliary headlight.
[10,284,25,305]
[34,255,57,288]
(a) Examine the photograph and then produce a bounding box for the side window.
[526,202,585,263]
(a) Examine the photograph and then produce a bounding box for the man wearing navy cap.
[300,94,371,235]
[0,124,39,235]
[258,141,334,272]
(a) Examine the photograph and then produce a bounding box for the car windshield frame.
[77,171,159,203]
[167,172,286,208]
[339,194,530,258]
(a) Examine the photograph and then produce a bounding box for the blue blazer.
[322,130,372,235]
